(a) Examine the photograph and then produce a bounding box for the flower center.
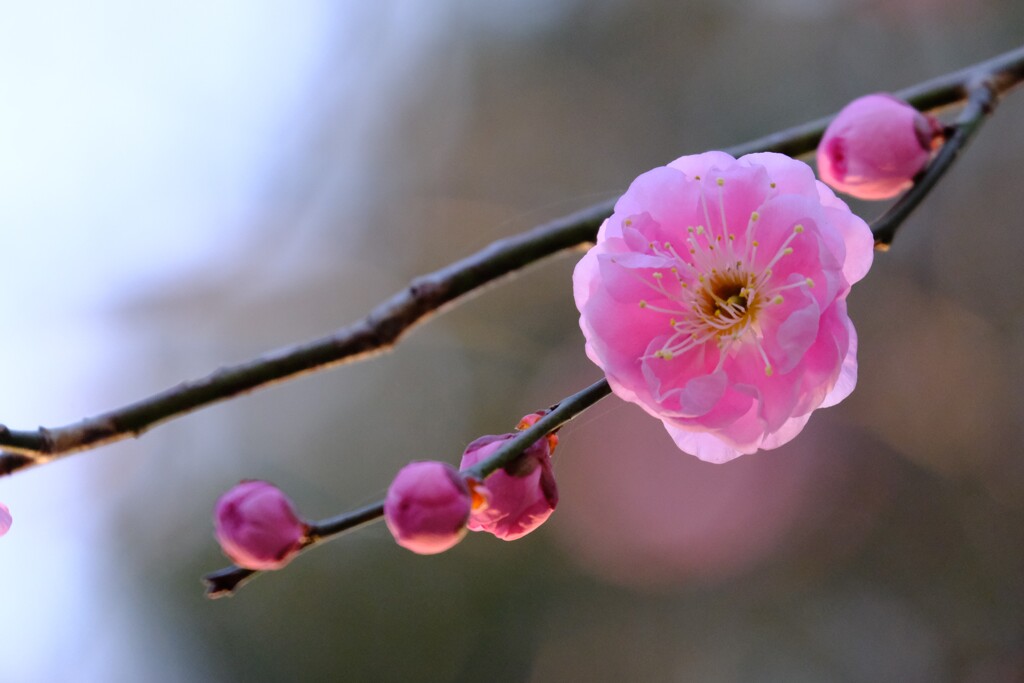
[626,175,815,377]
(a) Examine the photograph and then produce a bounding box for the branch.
[2,45,1023,476]
[0,203,609,473]
[203,378,613,598]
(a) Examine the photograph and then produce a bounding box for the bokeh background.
[2,1,1023,681]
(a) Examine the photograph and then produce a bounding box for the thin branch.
[0,203,609,473]
[872,79,999,248]
[3,45,1023,476]
[204,378,613,598]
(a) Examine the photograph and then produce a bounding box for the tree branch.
[2,45,1023,476]
[203,378,614,598]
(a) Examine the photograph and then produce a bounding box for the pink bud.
[459,427,558,542]
[817,93,942,200]
[0,503,11,537]
[384,461,471,555]
[214,480,308,570]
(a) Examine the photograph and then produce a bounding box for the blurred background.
[1,1,1023,681]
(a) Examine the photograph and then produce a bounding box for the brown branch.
[0,203,609,473]
[2,45,1023,476]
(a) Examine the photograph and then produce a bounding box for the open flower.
[573,151,873,463]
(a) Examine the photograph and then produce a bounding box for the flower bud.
[817,93,942,200]
[459,421,558,541]
[0,503,11,537]
[384,461,471,555]
[214,480,308,570]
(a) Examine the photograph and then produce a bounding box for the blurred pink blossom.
[573,151,873,462]
[459,417,558,541]
[384,461,471,555]
[0,503,11,537]
[817,93,942,200]
[214,480,308,570]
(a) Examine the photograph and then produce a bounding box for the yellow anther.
[794,224,804,233]
[696,226,705,235]
[770,182,777,189]
[624,219,633,227]
[752,240,759,247]
[772,295,784,305]
[764,365,774,376]
[653,272,663,279]
[716,177,725,186]
[669,318,676,327]
[783,247,794,255]
[806,278,815,288]
[638,300,648,308]
[751,211,760,222]
[655,350,674,360]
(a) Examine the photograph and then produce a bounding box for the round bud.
[214,480,308,570]
[384,461,471,555]
[817,93,941,200]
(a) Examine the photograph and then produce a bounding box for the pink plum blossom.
[384,461,472,554]
[573,151,874,463]
[817,93,942,200]
[214,480,309,570]
[0,503,11,537]
[459,418,558,541]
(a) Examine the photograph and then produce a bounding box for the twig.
[203,378,613,598]
[872,79,999,248]
[2,45,1023,476]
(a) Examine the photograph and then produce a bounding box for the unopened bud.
[459,418,558,541]
[214,480,308,570]
[384,461,471,555]
[0,503,11,537]
[817,93,942,200]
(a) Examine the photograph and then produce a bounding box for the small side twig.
[203,378,613,598]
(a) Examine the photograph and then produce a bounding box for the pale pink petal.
[739,152,821,200]
[613,166,698,229]
[667,150,738,178]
